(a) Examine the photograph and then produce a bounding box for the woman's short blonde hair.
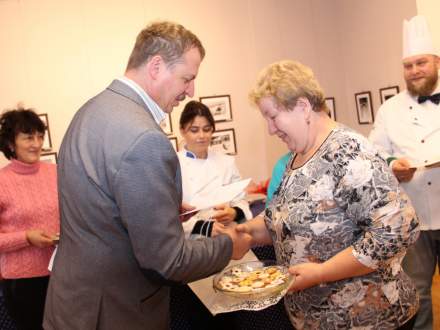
[249,60,327,112]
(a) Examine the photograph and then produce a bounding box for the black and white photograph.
[168,137,178,152]
[38,113,53,151]
[160,113,173,135]
[355,91,374,124]
[325,97,336,120]
[379,85,400,104]
[40,152,58,164]
[199,95,232,122]
[210,128,237,155]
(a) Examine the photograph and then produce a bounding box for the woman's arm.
[235,216,272,246]
[288,247,374,292]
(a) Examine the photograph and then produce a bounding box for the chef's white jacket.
[369,88,440,230]
[178,148,252,236]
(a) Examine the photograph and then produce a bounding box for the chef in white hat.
[370,15,440,330]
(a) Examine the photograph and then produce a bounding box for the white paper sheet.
[410,159,440,169]
[180,178,251,215]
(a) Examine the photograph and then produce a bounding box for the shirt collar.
[182,146,212,160]
[116,77,166,125]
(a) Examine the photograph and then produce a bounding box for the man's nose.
[186,80,195,98]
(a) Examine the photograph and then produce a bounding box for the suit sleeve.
[113,130,232,284]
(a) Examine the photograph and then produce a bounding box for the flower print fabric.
[266,125,419,330]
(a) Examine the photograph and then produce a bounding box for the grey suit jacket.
[43,80,232,330]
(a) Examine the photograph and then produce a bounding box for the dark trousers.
[2,276,49,330]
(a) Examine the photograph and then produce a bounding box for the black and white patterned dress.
[266,125,419,330]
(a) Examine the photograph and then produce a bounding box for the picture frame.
[38,113,53,151]
[379,85,400,104]
[168,137,178,152]
[210,128,237,155]
[199,95,232,122]
[40,152,58,164]
[355,91,374,125]
[161,114,173,135]
[325,97,336,120]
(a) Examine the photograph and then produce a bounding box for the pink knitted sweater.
[0,159,59,279]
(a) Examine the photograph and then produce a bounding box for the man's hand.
[212,204,236,224]
[26,230,56,248]
[220,224,252,260]
[179,202,196,222]
[392,158,416,182]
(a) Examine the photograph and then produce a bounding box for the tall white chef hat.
[403,15,438,59]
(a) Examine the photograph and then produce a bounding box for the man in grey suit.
[43,21,252,330]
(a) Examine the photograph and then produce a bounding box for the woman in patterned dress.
[238,60,420,329]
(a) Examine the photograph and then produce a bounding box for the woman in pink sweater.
[0,108,59,330]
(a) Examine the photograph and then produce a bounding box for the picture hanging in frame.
[168,137,178,152]
[40,152,58,164]
[160,114,173,135]
[355,91,374,125]
[210,128,237,155]
[379,85,400,104]
[199,95,232,122]
[325,97,336,120]
[38,113,53,151]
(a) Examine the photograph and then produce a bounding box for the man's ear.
[147,55,164,80]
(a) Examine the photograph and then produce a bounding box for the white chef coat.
[369,86,440,230]
[178,148,252,236]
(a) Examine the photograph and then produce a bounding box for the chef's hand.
[179,202,196,222]
[26,230,56,248]
[287,262,324,292]
[392,158,416,182]
[212,203,237,224]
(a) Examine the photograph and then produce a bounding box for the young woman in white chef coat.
[178,101,252,238]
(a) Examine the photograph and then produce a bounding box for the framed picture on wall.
[40,152,58,164]
[199,95,232,122]
[325,97,336,120]
[168,137,178,152]
[210,128,237,155]
[38,113,53,151]
[355,91,374,125]
[161,114,173,135]
[379,85,400,104]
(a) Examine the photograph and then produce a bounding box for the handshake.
[212,221,255,261]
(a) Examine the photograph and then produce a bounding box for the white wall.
[0,0,418,182]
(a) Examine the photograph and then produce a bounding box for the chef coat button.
[424,160,428,163]
[428,182,432,186]
[421,139,425,143]
[409,106,413,109]
[414,117,418,121]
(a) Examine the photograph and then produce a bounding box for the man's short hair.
[126,21,205,70]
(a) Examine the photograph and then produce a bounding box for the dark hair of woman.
[0,108,45,159]
[179,100,215,131]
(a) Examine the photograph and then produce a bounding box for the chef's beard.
[406,70,438,97]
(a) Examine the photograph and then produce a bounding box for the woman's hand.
[212,204,237,224]
[287,262,324,292]
[392,158,416,182]
[26,230,56,248]
[235,217,273,246]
